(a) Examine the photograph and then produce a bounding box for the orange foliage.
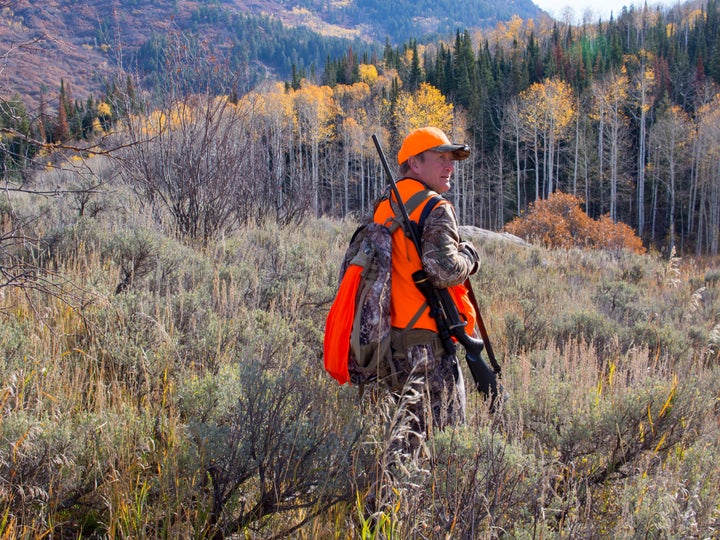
[504,192,646,254]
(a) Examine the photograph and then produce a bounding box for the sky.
[532,0,682,23]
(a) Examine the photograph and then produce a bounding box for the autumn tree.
[246,83,309,225]
[690,93,720,255]
[504,191,645,253]
[624,50,656,239]
[392,82,455,135]
[293,82,336,217]
[591,69,631,222]
[505,97,525,214]
[333,82,374,216]
[516,78,576,200]
[648,102,692,254]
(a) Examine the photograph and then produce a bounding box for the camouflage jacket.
[421,200,477,289]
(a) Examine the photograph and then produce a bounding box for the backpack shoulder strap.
[386,190,444,233]
[418,194,444,231]
[400,193,445,333]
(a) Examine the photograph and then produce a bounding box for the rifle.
[371,134,504,412]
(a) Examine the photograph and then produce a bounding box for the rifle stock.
[372,134,504,411]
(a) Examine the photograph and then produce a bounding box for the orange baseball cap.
[397,126,470,165]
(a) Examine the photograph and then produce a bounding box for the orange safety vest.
[373,178,476,334]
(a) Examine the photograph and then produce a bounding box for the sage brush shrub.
[555,308,622,359]
[703,268,720,287]
[592,279,646,325]
[631,320,692,362]
[428,425,544,538]
[2,197,720,539]
[509,340,720,537]
[177,354,361,536]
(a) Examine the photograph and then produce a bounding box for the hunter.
[374,126,480,448]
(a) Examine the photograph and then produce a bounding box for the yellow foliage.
[333,83,371,126]
[506,15,525,42]
[142,110,168,136]
[358,64,378,84]
[343,116,360,131]
[491,15,528,51]
[333,82,370,104]
[403,47,414,66]
[518,78,576,137]
[248,84,294,121]
[592,71,629,123]
[169,103,195,128]
[97,101,112,117]
[393,83,454,135]
[293,83,337,140]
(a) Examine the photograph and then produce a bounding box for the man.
[373,126,480,447]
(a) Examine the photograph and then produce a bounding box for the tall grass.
[1,179,718,538]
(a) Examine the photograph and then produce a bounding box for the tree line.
[3,0,720,255]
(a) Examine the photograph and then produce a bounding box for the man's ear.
[408,154,420,173]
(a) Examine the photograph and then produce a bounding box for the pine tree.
[452,30,477,110]
[53,93,70,143]
[407,41,422,92]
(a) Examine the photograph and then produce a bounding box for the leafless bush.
[116,92,257,243]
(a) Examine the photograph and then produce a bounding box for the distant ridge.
[0,0,542,107]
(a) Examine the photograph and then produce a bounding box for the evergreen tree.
[53,94,70,143]
[407,41,422,91]
[526,31,542,84]
[452,30,477,110]
[709,32,720,83]
[82,96,96,139]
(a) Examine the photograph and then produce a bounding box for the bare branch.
[0,126,153,157]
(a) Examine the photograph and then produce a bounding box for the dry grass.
[1,178,719,538]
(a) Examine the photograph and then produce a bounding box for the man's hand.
[459,241,479,274]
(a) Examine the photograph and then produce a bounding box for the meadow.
[1,165,719,539]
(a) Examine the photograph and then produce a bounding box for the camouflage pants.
[388,328,466,441]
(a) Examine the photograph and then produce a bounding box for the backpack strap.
[404,194,445,331]
[418,194,444,230]
[386,190,444,233]
[386,189,430,233]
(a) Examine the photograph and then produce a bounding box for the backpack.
[323,192,442,386]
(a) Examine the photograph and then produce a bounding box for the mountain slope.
[0,0,543,108]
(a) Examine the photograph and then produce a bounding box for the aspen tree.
[517,79,575,199]
[649,102,692,255]
[292,83,336,217]
[691,94,720,254]
[625,51,656,238]
[393,82,454,135]
[591,70,630,222]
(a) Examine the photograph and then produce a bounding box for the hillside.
[1,170,718,535]
[0,0,542,108]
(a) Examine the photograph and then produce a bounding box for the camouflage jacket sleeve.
[421,201,477,289]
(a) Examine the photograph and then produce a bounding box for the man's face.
[409,150,455,193]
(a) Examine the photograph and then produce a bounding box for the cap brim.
[432,143,471,161]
